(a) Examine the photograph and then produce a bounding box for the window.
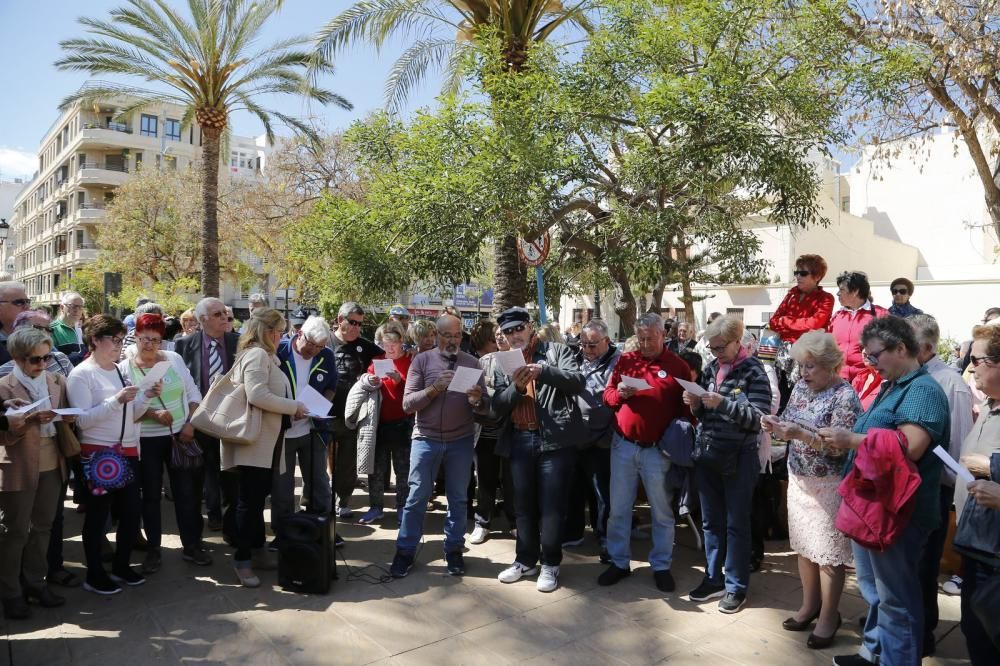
[135,151,142,167]
[230,151,238,167]
[75,230,84,248]
[726,308,745,321]
[165,118,181,141]
[140,114,158,137]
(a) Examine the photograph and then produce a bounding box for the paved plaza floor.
[1,487,972,665]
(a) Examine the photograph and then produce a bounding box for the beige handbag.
[190,361,261,445]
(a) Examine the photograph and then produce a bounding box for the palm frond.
[384,38,459,113]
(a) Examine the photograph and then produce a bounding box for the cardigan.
[0,372,73,491]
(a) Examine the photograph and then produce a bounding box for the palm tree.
[312,0,591,310]
[56,0,351,297]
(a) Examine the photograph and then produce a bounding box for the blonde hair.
[180,308,196,325]
[537,323,564,344]
[376,320,407,345]
[409,319,436,343]
[791,330,844,373]
[237,308,286,356]
[623,335,639,353]
[705,315,744,343]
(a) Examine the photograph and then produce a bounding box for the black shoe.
[782,609,820,631]
[141,549,162,574]
[597,564,631,586]
[23,585,65,608]
[2,596,30,619]
[334,533,345,548]
[110,567,146,587]
[46,568,81,588]
[831,656,874,666]
[750,554,763,572]
[83,576,122,596]
[718,591,747,614]
[599,549,611,564]
[688,580,726,602]
[182,548,213,566]
[653,569,675,592]
[446,551,465,576]
[390,550,415,578]
[806,614,841,650]
[222,533,237,547]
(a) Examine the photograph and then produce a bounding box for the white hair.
[195,297,225,322]
[136,301,164,316]
[60,291,84,306]
[0,281,26,295]
[300,315,331,344]
[635,312,664,331]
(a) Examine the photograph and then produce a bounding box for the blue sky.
[0,0,443,181]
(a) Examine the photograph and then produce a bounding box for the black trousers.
[82,457,141,581]
[200,431,238,538]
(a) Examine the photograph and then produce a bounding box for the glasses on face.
[138,336,161,346]
[102,335,125,347]
[300,337,325,351]
[970,355,1000,368]
[709,340,734,353]
[64,303,83,311]
[209,310,227,319]
[0,298,31,307]
[792,270,811,278]
[504,324,527,334]
[345,318,363,328]
[864,347,888,365]
[891,288,908,296]
[26,353,53,365]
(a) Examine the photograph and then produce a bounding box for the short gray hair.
[337,301,364,320]
[136,301,164,316]
[248,293,268,307]
[790,330,843,373]
[705,315,744,342]
[635,312,664,331]
[8,326,51,360]
[581,319,609,338]
[0,281,26,296]
[909,314,940,350]
[300,315,331,344]
[60,291,83,306]
[195,297,225,322]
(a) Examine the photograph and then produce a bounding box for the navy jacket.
[277,335,339,430]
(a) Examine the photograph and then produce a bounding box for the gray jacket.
[577,346,621,448]
[492,341,586,455]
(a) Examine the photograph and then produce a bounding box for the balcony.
[78,162,129,186]
[74,203,107,223]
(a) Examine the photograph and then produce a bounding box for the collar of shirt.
[842,300,872,317]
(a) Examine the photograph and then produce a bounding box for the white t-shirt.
[285,348,313,439]
[66,359,141,448]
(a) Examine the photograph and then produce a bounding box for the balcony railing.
[82,122,132,134]
[79,162,129,173]
[79,202,106,210]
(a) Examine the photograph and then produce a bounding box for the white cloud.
[0,148,36,181]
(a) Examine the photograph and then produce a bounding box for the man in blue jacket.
[274,315,338,544]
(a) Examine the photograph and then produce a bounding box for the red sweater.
[768,287,835,342]
[604,348,691,443]
[367,355,412,423]
[828,304,889,382]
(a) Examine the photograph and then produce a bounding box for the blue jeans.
[509,430,576,567]
[396,436,474,555]
[696,445,758,594]
[853,520,929,666]
[607,435,675,571]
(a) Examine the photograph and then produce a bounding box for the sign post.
[535,267,547,324]
[517,233,551,324]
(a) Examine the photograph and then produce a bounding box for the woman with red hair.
[769,255,836,343]
[122,314,207,573]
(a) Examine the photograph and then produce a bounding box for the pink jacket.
[828,304,888,382]
[835,428,920,551]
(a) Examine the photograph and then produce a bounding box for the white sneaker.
[498,562,539,584]
[337,505,353,519]
[469,525,489,545]
[942,575,962,596]
[537,565,560,593]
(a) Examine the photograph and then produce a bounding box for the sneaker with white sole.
[941,575,962,595]
[497,562,539,584]
[336,505,353,519]
[469,524,489,545]
[537,565,560,593]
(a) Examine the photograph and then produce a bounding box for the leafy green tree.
[55,0,351,297]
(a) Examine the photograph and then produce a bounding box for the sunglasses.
[345,319,363,327]
[891,288,908,295]
[792,270,811,278]
[0,298,31,307]
[970,355,1000,368]
[26,353,53,365]
[504,324,528,334]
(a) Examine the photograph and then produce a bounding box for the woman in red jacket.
[769,255,835,343]
[827,272,888,383]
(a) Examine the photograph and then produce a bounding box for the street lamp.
[593,287,602,320]
[0,219,9,245]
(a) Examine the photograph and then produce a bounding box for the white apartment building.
[9,93,269,305]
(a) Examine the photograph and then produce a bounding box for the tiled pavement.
[1,489,971,665]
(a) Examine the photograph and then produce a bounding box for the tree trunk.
[680,270,696,324]
[200,128,222,297]
[493,234,527,313]
[609,265,637,337]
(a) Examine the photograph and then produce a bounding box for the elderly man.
[492,307,585,593]
[174,297,240,554]
[668,322,696,354]
[562,319,621,562]
[0,282,31,364]
[328,302,381,518]
[247,293,268,316]
[599,312,692,592]
[273,316,338,542]
[50,292,86,363]
[389,314,487,578]
[909,315,974,657]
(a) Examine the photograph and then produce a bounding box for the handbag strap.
[113,365,128,446]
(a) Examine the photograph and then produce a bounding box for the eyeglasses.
[864,347,888,365]
[345,319,363,327]
[64,304,83,311]
[209,311,227,319]
[504,324,527,334]
[792,270,811,278]
[709,340,734,353]
[26,353,53,365]
[137,336,162,345]
[300,337,325,351]
[0,298,31,307]
[891,288,908,295]
[102,336,125,347]
[970,355,1000,368]
[31,324,52,332]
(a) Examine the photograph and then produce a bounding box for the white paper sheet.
[448,366,483,393]
[136,361,171,390]
[674,377,706,397]
[53,408,84,416]
[373,359,396,378]
[620,375,654,391]
[299,385,334,419]
[7,397,49,415]
[932,446,975,485]
[495,349,526,376]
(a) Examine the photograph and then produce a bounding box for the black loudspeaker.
[278,511,335,594]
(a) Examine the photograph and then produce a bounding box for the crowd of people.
[0,260,996,666]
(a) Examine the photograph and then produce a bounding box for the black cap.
[289,308,308,325]
[497,306,531,332]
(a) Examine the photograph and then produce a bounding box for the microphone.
[447,354,458,370]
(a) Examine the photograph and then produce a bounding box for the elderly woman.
[769,254,835,343]
[122,314,206,573]
[682,315,772,614]
[952,323,1000,666]
[0,328,78,618]
[818,316,950,666]
[409,319,437,354]
[179,309,198,338]
[761,331,861,649]
[355,322,412,525]
[67,315,152,595]
[226,309,308,588]
[828,271,888,383]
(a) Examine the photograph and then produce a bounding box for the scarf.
[13,365,55,437]
[715,345,750,388]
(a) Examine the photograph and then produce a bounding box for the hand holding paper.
[674,377,706,397]
[298,385,334,419]
[495,349,526,376]
[6,397,49,415]
[373,359,395,378]
[933,446,975,485]
[137,361,171,390]
[620,375,653,391]
[447,366,483,393]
